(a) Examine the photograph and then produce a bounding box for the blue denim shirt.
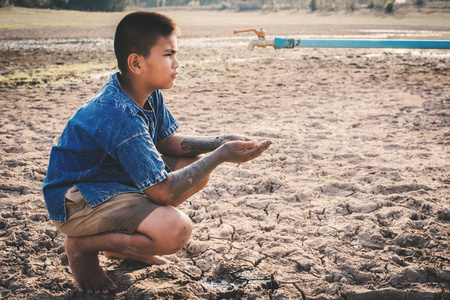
[43,72,179,222]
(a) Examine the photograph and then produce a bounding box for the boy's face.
[140,34,179,91]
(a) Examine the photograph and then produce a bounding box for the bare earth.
[0,9,449,300]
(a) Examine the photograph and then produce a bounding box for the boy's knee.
[174,213,192,250]
[163,211,192,253]
[137,203,193,254]
[146,207,192,254]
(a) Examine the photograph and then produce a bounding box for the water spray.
[234,28,450,51]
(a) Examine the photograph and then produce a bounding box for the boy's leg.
[65,205,192,294]
[66,155,206,294]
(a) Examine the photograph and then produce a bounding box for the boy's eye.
[164,51,177,57]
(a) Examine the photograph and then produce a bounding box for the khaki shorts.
[53,186,162,237]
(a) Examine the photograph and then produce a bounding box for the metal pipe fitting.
[248,38,275,51]
[235,28,450,51]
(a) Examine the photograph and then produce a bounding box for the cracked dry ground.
[1,35,450,299]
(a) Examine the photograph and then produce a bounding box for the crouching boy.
[43,11,271,294]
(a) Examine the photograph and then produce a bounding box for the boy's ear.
[127,53,142,75]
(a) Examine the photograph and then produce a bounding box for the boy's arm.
[145,139,271,206]
[156,133,252,157]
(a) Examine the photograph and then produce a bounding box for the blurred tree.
[13,0,52,7]
[9,0,129,10]
[345,0,356,10]
[367,0,385,9]
[384,0,395,12]
[0,0,10,7]
[414,0,425,6]
[4,0,441,11]
[67,0,130,11]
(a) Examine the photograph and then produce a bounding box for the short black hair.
[114,11,179,73]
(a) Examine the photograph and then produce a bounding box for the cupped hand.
[219,140,272,164]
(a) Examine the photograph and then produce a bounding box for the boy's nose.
[173,58,179,69]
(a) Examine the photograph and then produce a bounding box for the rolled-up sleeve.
[114,132,168,191]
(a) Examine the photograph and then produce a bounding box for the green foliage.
[345,0,356,10]
[133,0,201,6]
[414,0,425,7]
[8,0,129,10]
[3,0,444,11]
[308,0,359,11]
[12,0,55,7]
[367,0,385,9]
[66,0,129,11]
[236,0,263,10]
[322,0,336,10]
[0,0,11,7]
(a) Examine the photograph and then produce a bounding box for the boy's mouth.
[172,72,178,79]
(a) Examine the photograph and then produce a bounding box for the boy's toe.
[76,282,85,293]
[94,286,103,294]
[84,283,94,294]
[101,284,110,294]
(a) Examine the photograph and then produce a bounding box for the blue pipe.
[274,37,450,49]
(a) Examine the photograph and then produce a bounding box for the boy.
[43,11,271,295]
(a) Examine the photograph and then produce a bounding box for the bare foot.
[103,251,170,265]
[65,237,118,294]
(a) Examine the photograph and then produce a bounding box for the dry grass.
[0,62,116,88]
[0,7,124,29]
